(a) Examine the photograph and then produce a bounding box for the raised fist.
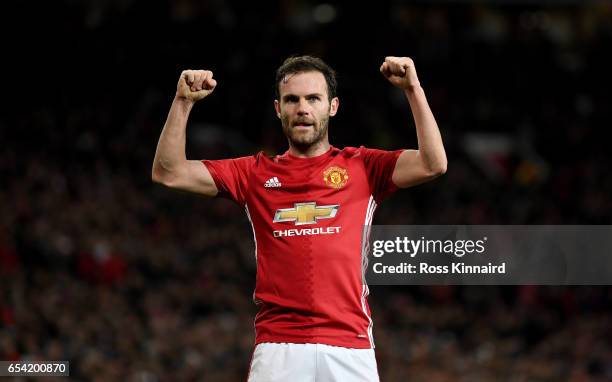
[380,57,420,90]
[176,70,217,102]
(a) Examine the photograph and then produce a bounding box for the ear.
[274,99,281,118]
[329,97,339,117]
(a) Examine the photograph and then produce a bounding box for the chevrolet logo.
[273,202,339,225]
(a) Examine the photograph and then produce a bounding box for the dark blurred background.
[1,0,611,381]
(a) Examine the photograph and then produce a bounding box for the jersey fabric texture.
[202,146,402,349]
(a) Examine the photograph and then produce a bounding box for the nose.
[296,98,310,116]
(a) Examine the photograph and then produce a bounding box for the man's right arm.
[152,70,218,197]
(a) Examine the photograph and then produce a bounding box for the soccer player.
[152,55,447,381]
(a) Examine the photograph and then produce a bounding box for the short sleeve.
[360,146,404,202]
[202,156,256,206]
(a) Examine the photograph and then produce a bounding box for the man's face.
[275,71,339,150]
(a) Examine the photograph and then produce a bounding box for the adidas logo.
[264,177,282,188]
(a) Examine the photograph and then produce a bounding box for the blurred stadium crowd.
[1,0,611,381]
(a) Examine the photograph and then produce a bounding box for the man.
[152,55,447,381]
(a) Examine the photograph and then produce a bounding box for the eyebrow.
[282,93,324,101]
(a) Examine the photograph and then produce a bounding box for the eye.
[307,95,320,102]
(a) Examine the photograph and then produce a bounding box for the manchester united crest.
[323,166,349,189]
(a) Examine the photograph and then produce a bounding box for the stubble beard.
[281,114,329,151]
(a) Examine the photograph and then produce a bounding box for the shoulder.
[235,151,268,165]
[333,146,367,158]
[334,146,382,160]
[255,150,285,164]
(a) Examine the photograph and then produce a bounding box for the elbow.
[151,166,174,187]
[436,161,448,175]
[151,170,162,184]
[429,160,447,177]
[152,160,188,188]
[435,153,448,175]
[151,168,165,185]
[420,150,447,178]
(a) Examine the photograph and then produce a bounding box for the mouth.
[293,122,314,129]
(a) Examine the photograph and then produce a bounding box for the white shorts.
[247,342,380,382]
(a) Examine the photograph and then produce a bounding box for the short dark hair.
[275,55,337,101]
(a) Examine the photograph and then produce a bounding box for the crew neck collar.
[283,145,335,161]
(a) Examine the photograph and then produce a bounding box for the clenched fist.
[176,70,217,102]
[380,57,420,90]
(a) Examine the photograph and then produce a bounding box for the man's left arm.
[380,56,448,188]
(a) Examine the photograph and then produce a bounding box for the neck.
[288,140,330,158]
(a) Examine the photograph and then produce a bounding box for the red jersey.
[202,146,402,349]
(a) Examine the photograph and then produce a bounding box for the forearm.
[404,86,447,173]
[152,97,194,181]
